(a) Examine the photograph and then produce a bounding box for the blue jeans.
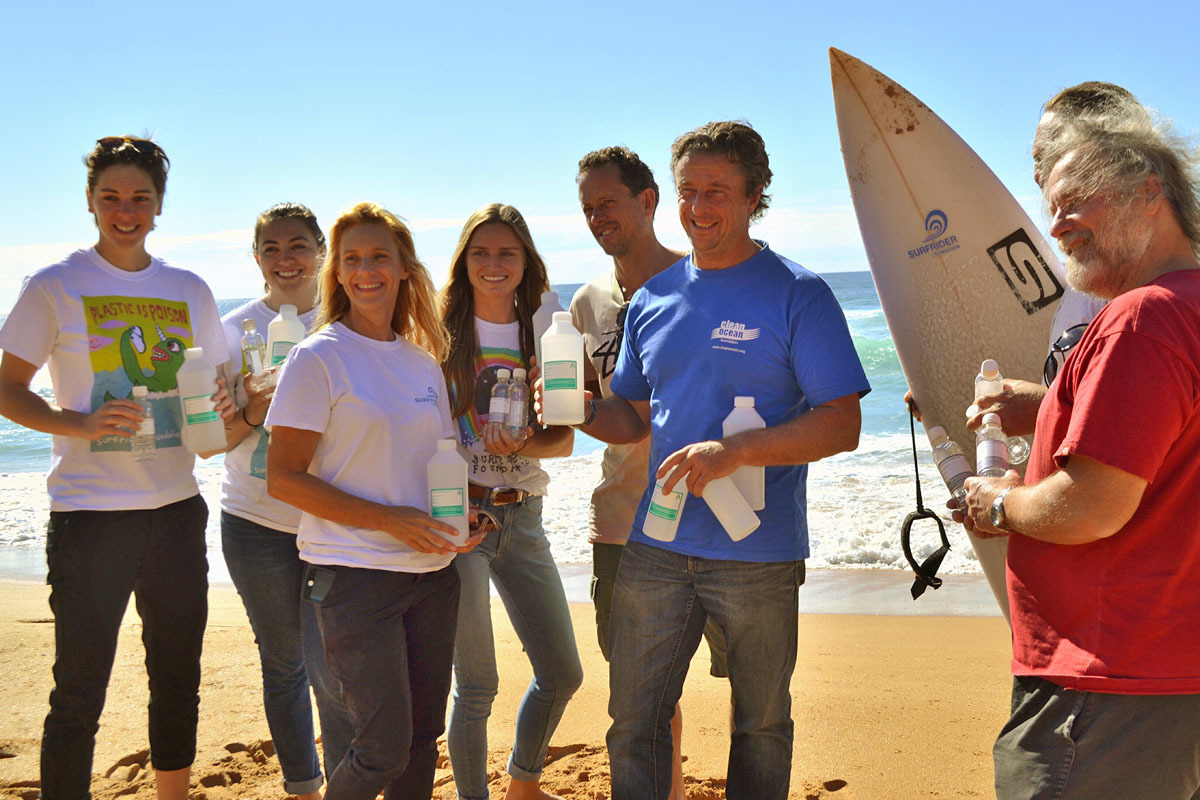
[606,540,803,800]
[221,512,354,795]
[447,495,584,800]
[41,494,208,800]
[312,563,460,800]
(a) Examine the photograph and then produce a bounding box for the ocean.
[0,273,978,576]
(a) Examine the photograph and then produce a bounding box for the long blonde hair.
[438,204,551,418]
[318,202,449,361]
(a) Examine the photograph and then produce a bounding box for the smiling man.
[570,121,870,800]
[960,108,1200,799]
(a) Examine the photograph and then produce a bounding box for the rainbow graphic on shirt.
[455,345,525,446]
[83,295,195,452]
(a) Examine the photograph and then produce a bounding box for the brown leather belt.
[468,484,529,506]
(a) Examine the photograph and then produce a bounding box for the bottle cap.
[281,304,298,317]
[540,291,560,304]
[734,396,754,408]
[132,385,148,397]
[980,359,999,379]
[927,425,948,444]
[241,319,257,332]
[437,438,457,451]
[185,347,204,360]
[552,311,572,324]
[496,368,511,380]
[513,368,527,379]
[982,412,1002,426]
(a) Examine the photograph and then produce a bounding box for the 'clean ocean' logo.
[710,320,761,349]
[908,208,960,259]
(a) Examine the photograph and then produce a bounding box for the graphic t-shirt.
[265,322,456,572]
[0,248,228,511]
[453,318,548,494]
[219,299,319,532]
[571,272,655,545]
[611,244,871,562]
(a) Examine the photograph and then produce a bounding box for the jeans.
[41,494,208,800]
[312,563,459,800]
[221,512,354,795]
[448,495,583,800]
[606,540,803,800]
[994,675,1200,800]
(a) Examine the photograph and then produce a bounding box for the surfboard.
[830,47,1068,620]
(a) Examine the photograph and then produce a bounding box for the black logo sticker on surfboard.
[986,229,1063,315]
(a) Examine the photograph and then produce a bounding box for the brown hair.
[669,120,772,221]
[439,204,551,418]
[85,136,170,197]
[317,202,449,361]
[578,146,660,212]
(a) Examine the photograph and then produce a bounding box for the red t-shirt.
[1010,269,1200,694]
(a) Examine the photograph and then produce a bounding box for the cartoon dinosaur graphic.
[105,323,186,400]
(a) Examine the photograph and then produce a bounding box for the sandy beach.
[0,570,1011,799]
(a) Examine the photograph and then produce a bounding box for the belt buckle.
[490,487,522,506]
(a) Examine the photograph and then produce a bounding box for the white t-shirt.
[0,247,228,511]
[452,317,549,494]
[570,273,648,545]
[265,322,456,572]
[219,299,319,532]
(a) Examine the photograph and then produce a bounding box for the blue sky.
[3,0,1198,307]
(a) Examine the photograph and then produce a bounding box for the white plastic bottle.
[702,475,761,541]
[241,318,268,383]
[976,412,1010,477]
[722,396,765,510]
[177,347,226,453]
[970,359,1030,464]
[130,385,156,462]
[927,425,972,506]
[267,304,305,366]
[539,312,585,425]
[643,476,688,542]
[427,439,469,546]
[507,367,529,441]
[487,368,511,437]
[532,291,566,368]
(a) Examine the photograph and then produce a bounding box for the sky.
[3,0,1199,308]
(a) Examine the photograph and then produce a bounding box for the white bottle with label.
[427,439,469,546]
[532,291,565,368]
[539,312,585,425]
[928,425,972,506]
[702,475,761,541]
[486,368,511,437]
[643,475,688,542]
[976,412,1010,477]
[267,304,305,366]
[177,347,226,453]
[130,385,156,462]
[722,396,766,510]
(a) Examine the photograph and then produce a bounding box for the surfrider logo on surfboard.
[907,209,960,259]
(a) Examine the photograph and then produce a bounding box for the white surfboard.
[830,47,1068,620]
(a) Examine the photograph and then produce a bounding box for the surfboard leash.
[901,400,952,600]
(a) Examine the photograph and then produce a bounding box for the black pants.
[41,494,208,800]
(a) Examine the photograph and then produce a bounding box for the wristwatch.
[990,487,1015,533]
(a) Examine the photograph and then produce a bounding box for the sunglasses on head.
[96,137,165,158]
[1043,323,1089,386]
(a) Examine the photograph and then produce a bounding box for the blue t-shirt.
[611,244,870,562]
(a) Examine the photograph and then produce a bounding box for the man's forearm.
[579,395,650,444]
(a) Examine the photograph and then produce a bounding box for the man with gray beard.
[959,108,1200,799]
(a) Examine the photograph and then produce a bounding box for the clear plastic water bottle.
[970,359,1029,464]
[976,412,1010,477]
[507,367,529,441]
[241,319,271,389]
[487,368,511,437]
[927,425,971,506]
[131,385,156,462]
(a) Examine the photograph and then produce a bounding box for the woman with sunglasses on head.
[440,204,583,800]
[218,203,353,800]
[267,202,480,800]
[0,136,234,800]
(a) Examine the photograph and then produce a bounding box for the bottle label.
[507,398,526,428]
[647,486,685,521]
[245,347,265,375]
[182,394,219,425]
[976,440,1008,473]
[543,360,578,390]
[488,396,509,420]
[430,488,465,518]
[935,454,972,491]
[271,341,295,365]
